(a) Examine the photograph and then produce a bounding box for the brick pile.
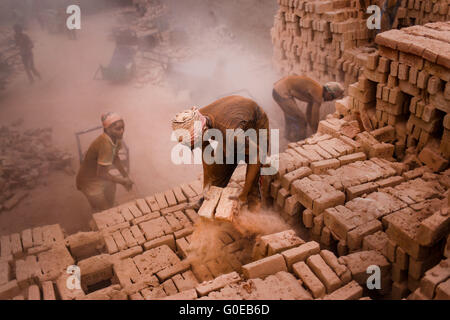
[271,1,449,85]
[341,22,450,169]
[271,0,378,85]
[393,0,450,29]
[0,125,75,212]
[0,178,254,300]
[263,113,449,298]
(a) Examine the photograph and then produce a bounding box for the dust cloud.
[0,0,328,236]
[186,208,290,268]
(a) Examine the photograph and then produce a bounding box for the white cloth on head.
[101,112,123,128]
[171,107,206,146]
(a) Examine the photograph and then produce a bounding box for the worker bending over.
[172,96,270,211]
[273,75,344,141]
[76,113,133,212]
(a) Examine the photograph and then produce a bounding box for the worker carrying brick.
[13,24,41,84]
[273,75,344,141]
[171,96,271,211]
[76,113,134,212]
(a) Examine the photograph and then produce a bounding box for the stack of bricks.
[266,118,402,226]
[342,22,450,168]
[188,232,393,300]
[393,0,450,30]
[272,0,449,86]
[320,169,449,299]
[271,0,378,85]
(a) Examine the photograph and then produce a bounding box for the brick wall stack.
[343,22,450,168]
[271,0,378,85]
[271,1,449,86]
[393,0,450,29]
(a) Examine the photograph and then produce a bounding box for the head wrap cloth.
[323,82,345,100]
[171,107,207,145]
[102,112,123,128]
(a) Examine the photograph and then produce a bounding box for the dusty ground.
[0,1,335,236]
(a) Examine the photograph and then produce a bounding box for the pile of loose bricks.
[271,0,450,86]
[341,22,450,167]
[271,0,378,86]
[1,149,448,300]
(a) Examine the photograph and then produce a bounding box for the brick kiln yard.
[1,0,450,301]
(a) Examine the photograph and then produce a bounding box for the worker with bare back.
[272,75,344,142]
[171,96,271,211]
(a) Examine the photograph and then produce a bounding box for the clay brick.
[133,245,180,276]
[172,271,199,292]
[154,192,169,209]
[145,195,160,212]
[191,264,214,283]
[130,225,146,245]
[103,235,118,254]
[338,152,366,166]
[156,261,191,282]
[306,254,342,293]
[112,231,127,251]
[396,246,409,270]
[276,188,290,208]
[419,259,450,299]
[391,281,409,300]
[66,231,103,260]
[320,250,352,284]
[144,235,174,254]
[162,288,197,300]
[136,198,151,214]
[261,230,305,257]
[174,227,194,239]
[140,217,171,241]
[322,280,363,300]
[311,159,340,174]
[281,167,312,191]
[310,210,323,234]
[347,220,383,252]
[0,261,10,286]
[21,229,33,250]
[179,184,197,199]
[417,209,450,246]
[284,195,302,216]
[78,254,113,291]
[435,278,450,300]
[176,237,190,258]
[128,205,143,218]
[418,147,449,172]
[346,182,379,200]
[162,279,178,296]
[41,281,56,300]
[376,176,405,188]
[242,254,287,279]
[0,280,21,300]
[339,251,391,285]
[292,261,325,298]
[164,190,178,207]
[198,186,222,220]
[172,186,188,204]
[409,248,444,280]
[184,209,200,224]
[302,209,313,228]
[196,272,241,296]
[27,284,41,300]
[0,236,11,257]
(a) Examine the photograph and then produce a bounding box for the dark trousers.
[21,53,41,83]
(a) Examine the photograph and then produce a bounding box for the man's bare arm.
[97,164,133,190]
[113,155,128,178]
